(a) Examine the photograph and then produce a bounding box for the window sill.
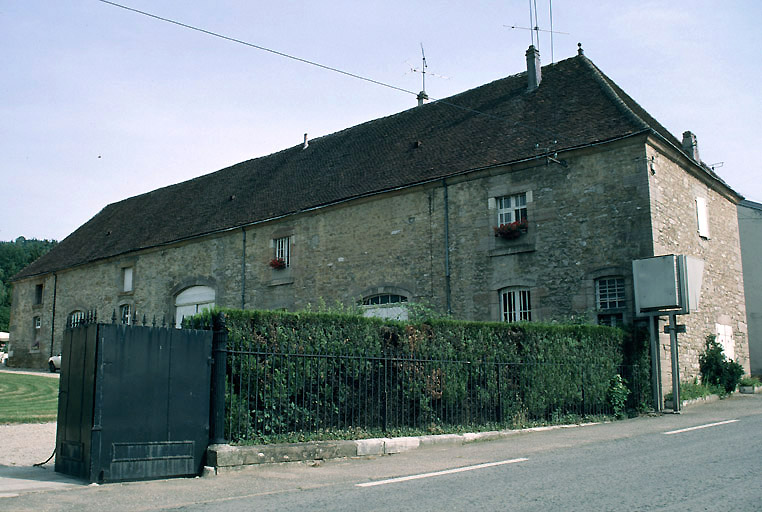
[489,243,535,257]
[268,277,294,287]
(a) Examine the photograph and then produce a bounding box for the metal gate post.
[210,313,228,444]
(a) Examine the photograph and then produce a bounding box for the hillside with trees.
[0,237,58,331]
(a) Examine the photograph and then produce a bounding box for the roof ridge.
[577,55,651,133]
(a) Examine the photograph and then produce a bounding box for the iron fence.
[225,346,641,443]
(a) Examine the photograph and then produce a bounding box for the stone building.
[738,200,762,375]
[9,46,749,390]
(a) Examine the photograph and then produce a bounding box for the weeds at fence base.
[229,413,618,446]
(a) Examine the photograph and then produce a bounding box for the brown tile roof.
[13,53,731,280]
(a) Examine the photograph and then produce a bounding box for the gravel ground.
[0,422,57,467]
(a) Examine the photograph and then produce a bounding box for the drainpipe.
[241,228,246,309]
[443,180,452,315]
[49,273,57,358]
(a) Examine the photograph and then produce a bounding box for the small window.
[274,236,291,268]
[500,288,531,322]
[122,267,134,292]
[598,313,624,328]
[68,310,86,327]
[362,294,408,306]
[32,316,41,351]
[596,277,625,327]
[361,294,409,321]
[497,193,528,225]
[120,304,132,325]
[596,277,625,310]
[34,284,43,305]
[696,197,710,238]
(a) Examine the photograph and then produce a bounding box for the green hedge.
[188,309,644,442]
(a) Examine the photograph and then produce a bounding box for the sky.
[2,0,760,242]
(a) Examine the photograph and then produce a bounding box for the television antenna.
[407,44,450,105]
[505,0,568,63]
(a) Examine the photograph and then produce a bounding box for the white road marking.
[663,419,739,435]
[356,458,529,488]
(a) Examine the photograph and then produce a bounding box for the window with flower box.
[499,288,532,322]
[273,236,291,268]
[497,193,528,225]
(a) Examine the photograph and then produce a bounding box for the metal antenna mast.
[508,0,568,63]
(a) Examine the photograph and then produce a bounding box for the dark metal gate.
[55,321,213,483]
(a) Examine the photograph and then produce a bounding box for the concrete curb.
[206,422,601,473]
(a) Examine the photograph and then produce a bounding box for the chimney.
[526,45,541,91]
[681,131,700,162]
[416,90,429,107]
[303,133,309,150]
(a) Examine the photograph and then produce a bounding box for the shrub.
[739,376,761,387]
[607,374,630,418]
[699,335,744,395]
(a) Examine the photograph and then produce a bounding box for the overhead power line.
[96,0,559,144]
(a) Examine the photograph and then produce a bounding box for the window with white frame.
[696,197,710,238]
[122,266,134,292]
[499,288,532,322]
[175,286,216,328]
[596,277,625,327]
[32,316,41,351]
[361,294,409,321]
[497,193,528,225]
[120,304,131,325]
[273,236,291,267]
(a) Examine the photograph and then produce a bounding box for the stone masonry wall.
[646,138,749,394]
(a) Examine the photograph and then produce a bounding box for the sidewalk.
[0,367,59,379]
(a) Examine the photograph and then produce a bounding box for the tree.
[0,238,58,331]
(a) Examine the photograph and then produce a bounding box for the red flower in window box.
[493,219,529,240]
[269,257,287,270]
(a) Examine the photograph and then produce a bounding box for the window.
[696,197,710,238]
[34,284,43,305]
[362,294,408,306]
[175,286,216,328]
[32,316,41,350]
[500,288,531,322]
[122,267,134,292]
[274,236,291,268]
[596,277,625,310]
[361,294,409,321]
[596,277,625,327]
[68,310,85,327]
[120,304,132,325]
[497,193,528,225]
[715,323,735,361]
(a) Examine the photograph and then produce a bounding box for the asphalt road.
[3,394,761,511]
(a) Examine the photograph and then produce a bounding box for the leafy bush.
[699,335,744,395]
[739,376,761,387]
[607,375,630,418]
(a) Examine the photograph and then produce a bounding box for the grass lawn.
[0,373,59,423]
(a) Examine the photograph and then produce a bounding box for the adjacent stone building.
[9,46,749,391]
[738,200,762,375]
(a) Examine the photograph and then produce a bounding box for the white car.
[48,354,61,373]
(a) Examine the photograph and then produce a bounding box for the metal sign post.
[633,255,703,414]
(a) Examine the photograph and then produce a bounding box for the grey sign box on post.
[632,255,704,316]
[633,255,682,313]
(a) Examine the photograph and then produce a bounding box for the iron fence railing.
[225,346,641,444]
